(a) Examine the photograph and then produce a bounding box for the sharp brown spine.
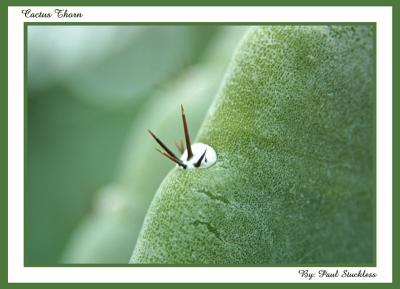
[156,149,187,169]
[148,129,179,160]
[181,105,193,161]
[194,149,207,168]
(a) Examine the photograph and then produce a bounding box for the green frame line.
[22,22,377,269]
[25,22,377,25]
[3,0,399,5]
[1,1,398,289]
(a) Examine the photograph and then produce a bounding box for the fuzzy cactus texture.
[130,25,374,264]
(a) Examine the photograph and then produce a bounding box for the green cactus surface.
[61,27,247,264]
[130,25,374,264]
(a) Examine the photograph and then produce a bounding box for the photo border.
[2,0,399,288]
[22,21,377,268]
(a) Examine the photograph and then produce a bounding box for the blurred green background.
[26,25,248,265]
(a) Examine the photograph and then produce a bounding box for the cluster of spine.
[148,105,207,169]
